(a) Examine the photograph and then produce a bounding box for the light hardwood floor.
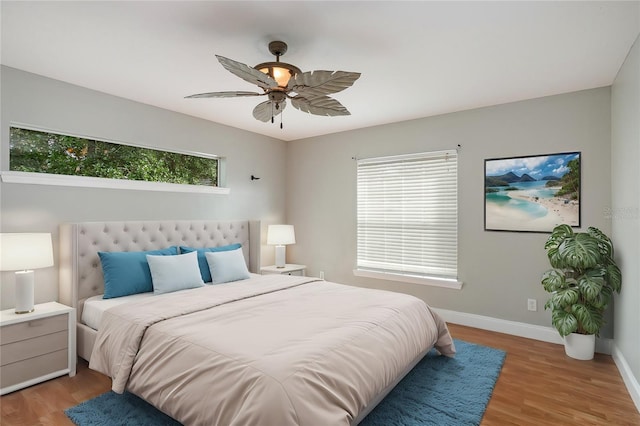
[1,324,638,425]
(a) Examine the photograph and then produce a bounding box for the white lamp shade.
[267,225,296,245]
[0,233,54,271]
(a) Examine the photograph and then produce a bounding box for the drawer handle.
[27,320,44,327]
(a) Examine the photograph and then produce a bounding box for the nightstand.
[0,301,76,395]
[261,264,307,276]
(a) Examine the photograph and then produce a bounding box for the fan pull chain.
[280,109,284,129]
[271,102,275,124]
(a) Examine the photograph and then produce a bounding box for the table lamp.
[267,225,295,268]
[0,233,54,314]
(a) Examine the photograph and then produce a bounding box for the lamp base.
[275,245,286,268]
[15,270,35,314]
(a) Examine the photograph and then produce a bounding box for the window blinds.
[356,150,458,280]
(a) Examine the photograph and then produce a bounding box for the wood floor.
[1,323,638,425]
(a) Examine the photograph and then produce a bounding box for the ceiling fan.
[186,41,361,128]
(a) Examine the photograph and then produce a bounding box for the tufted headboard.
[58,220,261,322]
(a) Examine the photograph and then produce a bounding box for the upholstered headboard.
[58,220,261,322]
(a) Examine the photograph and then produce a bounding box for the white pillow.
[205,248,251,284]
[147,251,205,294]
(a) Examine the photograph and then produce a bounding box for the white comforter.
[90,274,455,425]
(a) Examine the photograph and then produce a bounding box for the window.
[355,150,459,288]
[3,126,227,194]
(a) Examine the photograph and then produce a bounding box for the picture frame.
[484,152,581,233]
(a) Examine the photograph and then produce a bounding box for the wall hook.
[251,175,260,181]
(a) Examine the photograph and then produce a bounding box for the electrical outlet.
[319,271,325,280]
[527,298,537,311]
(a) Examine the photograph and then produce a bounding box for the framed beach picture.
[484,152,581,232]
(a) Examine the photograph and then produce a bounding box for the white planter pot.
[563,333,595,360]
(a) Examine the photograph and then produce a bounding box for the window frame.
[353,149,462,289]
[3,124,229,195]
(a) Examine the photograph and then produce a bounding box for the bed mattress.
[82,293,156,330]
[82,273,264,330]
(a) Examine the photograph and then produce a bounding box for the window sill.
[353,269,463,290]
[0,171,230,195]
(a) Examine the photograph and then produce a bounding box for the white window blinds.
[356,150,458,280]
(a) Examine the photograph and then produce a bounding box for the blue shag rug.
[66,339,505,426]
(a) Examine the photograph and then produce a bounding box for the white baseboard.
[612,344,640,413]
[433,308,612,355]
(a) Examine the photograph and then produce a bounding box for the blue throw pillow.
[99,246,178,299]
[179,243,242,283]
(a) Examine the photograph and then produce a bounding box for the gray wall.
[612,34,640,389]
[0,66,286,309]
[286,87,614,335]
[0,66,625,345]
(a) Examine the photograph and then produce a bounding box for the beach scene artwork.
[485,152,580,232]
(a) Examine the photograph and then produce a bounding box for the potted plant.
[541,224,622,360]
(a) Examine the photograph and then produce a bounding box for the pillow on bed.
[99,246,178,299]
[205,248,250,284]
[147,251,205,294]
[179,243,242,283]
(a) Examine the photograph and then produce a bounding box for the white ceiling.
[2,1,639,142]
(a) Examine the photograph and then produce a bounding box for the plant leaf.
[587,226,613,258]
[591,284,612,309]
[578,271,604,303]
[552,310,578,337]
[545,224,574,251]
[544,299,554,311]
[606,263,622,293]
[551,288,579,308]
[572,304,603,335]
[546,245,561,269]
[558,233,602,269]
[541,268,566,292]
[289,70,361,97]
[545,224,573,267]
[291,96,351,116]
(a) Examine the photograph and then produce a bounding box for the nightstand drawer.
[0,302,76,395]
[0,349,68,389]
[286,270,304,276]
[1,330,68,366]
[1,314,68,345]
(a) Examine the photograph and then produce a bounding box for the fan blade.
[216,55,278,90]
[253,100,287,122]
[185,91,263,99]
[291,96,350,116]
[288,71,361,98]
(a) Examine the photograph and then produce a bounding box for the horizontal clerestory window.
[3,126,227,194]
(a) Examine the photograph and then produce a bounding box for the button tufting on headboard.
[58,220,260,324]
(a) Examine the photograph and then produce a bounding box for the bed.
[58,219,455,425]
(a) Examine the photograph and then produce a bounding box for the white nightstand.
[261,264,307,276]
[0,301,76,395]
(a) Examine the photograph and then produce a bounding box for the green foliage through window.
[9,127,218,187]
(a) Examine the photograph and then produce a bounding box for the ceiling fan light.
[255,62,301,88]
[273,67,292,87]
